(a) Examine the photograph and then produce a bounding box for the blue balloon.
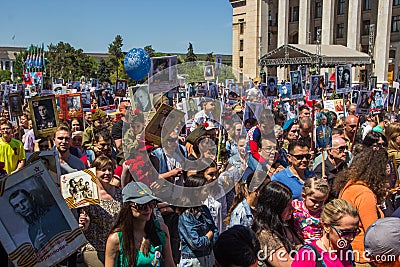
[124,48,151,81]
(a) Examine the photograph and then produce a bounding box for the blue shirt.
[271,168,315,200]
[229,199,253,228]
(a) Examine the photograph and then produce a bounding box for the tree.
[108,35,124,80]
[97,59,111,84]
[13,50,28,82]
[0,70,11,82]
[185,43,197,62]
[206,52,214,62]
[144,45,156,58]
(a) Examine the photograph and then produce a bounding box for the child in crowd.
[292,178,330,243]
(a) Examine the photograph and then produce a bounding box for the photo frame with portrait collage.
[0,161,86,266]
[29,96,59,138]
[335,65,352,94]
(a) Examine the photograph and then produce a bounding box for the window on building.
[362,20,370,35]
[239,56,243,68]
[338,0,345,14]
[392,15,400,32]
[395,0,400,6]
[239,40,244,51]
[314,26,322,41]
[363,0,372,10]
[337,23,345,38]
[239,19,245,34]
[315,2,322,18]
[292,6,299,22]
[390,50,396,58]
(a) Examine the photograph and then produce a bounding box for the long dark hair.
[176,174,207,215]
[252,181,301,252]
[109,203,162,266]
[335,146,388,203]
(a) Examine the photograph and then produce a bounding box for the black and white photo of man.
[336,65,352,93]
[67,95,81,111]
[358,91,370,109]
[133,85,151,112]
[352,89,360,104]
[34,100,57,130]
[81,92,91,108]
[290,70,303,96]
[204,65,214,80]
[309,75,323,100]
[264,77,278,98]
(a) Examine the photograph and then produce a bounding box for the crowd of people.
[0,75,400,267]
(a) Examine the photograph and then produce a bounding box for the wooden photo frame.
[144,104,185,146]
[8,93,23,118]
[115,80,127,97]
[66,93,83,119]
[0,161,86,266]
[29,96,59,138]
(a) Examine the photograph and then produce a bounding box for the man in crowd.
[271,140,314,200]
[53,125,85,174]
[314,136,349,200]
[298,105,311,118]
[298,116,312,147]
[0,119,25,174]
[111,102,130,151]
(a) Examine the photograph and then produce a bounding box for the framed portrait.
[278,83,292,100]
[381,83,389,93]
[29,96,59,138]
[148,56,178,94]
[60,168,99,209]
[356,90,372,115]
[351,88,360,104]
[395,88,400,112]
[91,78,98,88]
[96,89,115,109]
[8,93,23,117]
[372,89,384,110]
[65,93,83,119]
[130,85,152,113]
[289,70,303,97]
[0,161,87,266]
[115,79,127,97]
[309,75,323,101]
[204,65,215,80]
[81,91,91,109]
[334,99,344,113]
[225,79,234,88]
[144,104,185,146]
[388,88,396,111]
[262,77,278,99]
[298,65,308,81]
[335,65,352,94]
[26,150,61,186]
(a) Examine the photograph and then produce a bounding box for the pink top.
[292,241,354,267]
[292,199,323,243]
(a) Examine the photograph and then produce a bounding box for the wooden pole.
[321,148,326,178]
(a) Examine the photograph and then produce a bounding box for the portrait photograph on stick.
[130,84,152,113]
[263,77,278,99]
[8,93,23,118]
[356,90,372,115]
[278,83,292,100]
[335,65,352,93]
[29,96,59,138]
[0,161,86,266]
[66,93,83,119]
[204,65,215,80]
[289,70,303,97]
[309,75,323,101]
[148,55,178,93]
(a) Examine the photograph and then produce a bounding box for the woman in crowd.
[336,147,387,266]
[71,117,82,132]
[79,155,123,266]
[292,199,360,267]
[252,181,303,266]
[105,182,174,267]
[226,122,243,157]
[178,174,219,267]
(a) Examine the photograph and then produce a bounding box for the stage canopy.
[259,44,372,67]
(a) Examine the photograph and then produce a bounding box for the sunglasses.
[335,145,348,152]
[330,224,361,239]
[290,154,311,160]
[130,200,157,211]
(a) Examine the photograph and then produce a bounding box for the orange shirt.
[339,180,384,264]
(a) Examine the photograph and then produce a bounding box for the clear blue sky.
[1,0,233,55]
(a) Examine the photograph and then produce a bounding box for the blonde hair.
[386,122,400,151]
[321,199,358,226]
[302,178,330,197]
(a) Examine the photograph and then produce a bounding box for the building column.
[259,0,269,79]
[347,0,361,83]
[277,0,289,81]
[298,0,311,44]
[10,61,14,81]
[1,61,5,71]
[321,0,334,45]
[374,0,393,83]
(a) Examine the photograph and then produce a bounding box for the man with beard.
[53,125,85,175]
[0,119,25,174]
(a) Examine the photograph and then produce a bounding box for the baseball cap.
[364,217,400,258]
[122,182,161,204]
[282,118,298,131]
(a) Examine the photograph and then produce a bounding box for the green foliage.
[97,59,111,84]
[46,42,95,80]
[144,45,156,58]
[108,35,124,79]
[0,70,11,82]
[177,61,235,83]
[185,43,197,62]
[205,52,214,62]
[13,50,28,81]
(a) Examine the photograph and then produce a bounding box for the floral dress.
[292,199,322,243]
